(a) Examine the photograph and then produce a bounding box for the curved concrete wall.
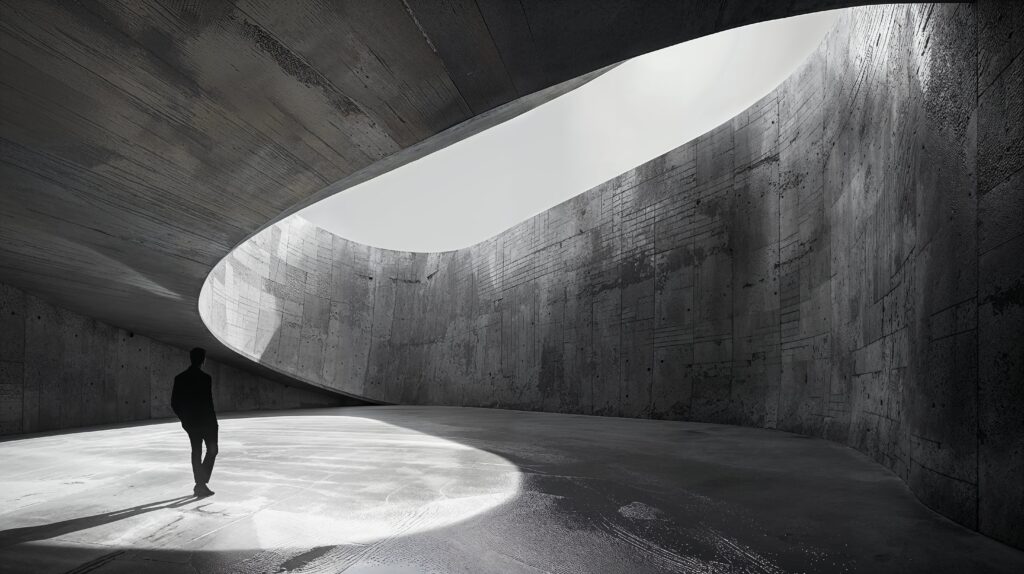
[0,282,344,437]
[201,3,1024,547]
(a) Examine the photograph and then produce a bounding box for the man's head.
[190,347,206,367]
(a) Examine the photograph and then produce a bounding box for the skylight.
[298,10,841,253]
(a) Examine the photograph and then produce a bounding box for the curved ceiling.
[0,0,884,381]
[298,10,841,252]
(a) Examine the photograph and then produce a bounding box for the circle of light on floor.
[0,413,521,552]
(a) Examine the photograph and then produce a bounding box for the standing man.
[171,347,218,497]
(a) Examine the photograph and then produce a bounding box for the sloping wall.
[0,282,343,437]
[202,3,1024,547]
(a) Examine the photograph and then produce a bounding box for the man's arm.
[204,373,216,418]
[171,377,183,419]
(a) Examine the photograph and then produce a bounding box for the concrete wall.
[201,3,1024,547]
[0,0,882,369]
[0,281,343,437]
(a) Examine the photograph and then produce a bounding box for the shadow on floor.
[0,495,196,547]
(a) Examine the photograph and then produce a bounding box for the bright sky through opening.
[299,10,841,253]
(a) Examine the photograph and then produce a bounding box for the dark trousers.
[185,423,218,485]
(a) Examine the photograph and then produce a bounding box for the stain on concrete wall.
[202,3,1024,548]
[0,281,342,437]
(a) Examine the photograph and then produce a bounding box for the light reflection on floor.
[0,413,519,558]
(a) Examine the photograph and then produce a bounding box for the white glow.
[0,415,520,551]
[299,10,841,252]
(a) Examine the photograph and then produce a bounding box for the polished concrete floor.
[1,406,1021,573]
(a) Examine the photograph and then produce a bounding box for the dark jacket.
[171,366,216,428]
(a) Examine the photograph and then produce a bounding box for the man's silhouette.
[171,347,218,497]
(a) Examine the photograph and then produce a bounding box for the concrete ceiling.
[0,0,882,384]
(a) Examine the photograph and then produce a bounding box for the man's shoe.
[194,484,215,497]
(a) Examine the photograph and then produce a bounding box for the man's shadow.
[0,496,197,547]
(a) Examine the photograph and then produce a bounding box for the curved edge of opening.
[196,62,622,403]
[197,11,847,401]
[298,11,841,253]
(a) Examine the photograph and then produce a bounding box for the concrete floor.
[0,407,1021,574]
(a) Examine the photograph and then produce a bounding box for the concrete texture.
[1,406,1022,574]
[976,0,1024,548]
[0,281,345,436]
[201,3,1024,548]
[0,0,884,379]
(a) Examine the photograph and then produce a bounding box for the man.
[171,347,218,497]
